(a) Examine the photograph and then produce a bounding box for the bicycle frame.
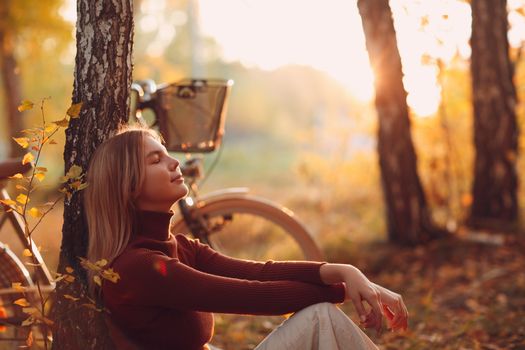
[0,185,55,291]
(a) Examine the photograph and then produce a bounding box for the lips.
[170,173,183,182]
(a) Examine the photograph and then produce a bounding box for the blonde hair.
[84,124,161,294]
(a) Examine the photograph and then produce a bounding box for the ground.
[212,231,525,350]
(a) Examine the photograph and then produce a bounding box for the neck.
[135,209,173,241]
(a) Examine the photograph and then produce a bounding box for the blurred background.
[1,0,525,349]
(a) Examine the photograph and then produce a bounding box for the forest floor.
[212,229,525,350]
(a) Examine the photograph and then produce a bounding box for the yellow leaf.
[16,194,29,205]
[12,282,26,292]
[0,199,17,207]
[64,294,80,302]
[96,259,108,267]
[15,185,27,191]
[22,307,38,315]
[71,180,81,190]
[66,165,83,179]
[44,125,55,133]
[17,100,34,112]
[28,207,42,218]
[12,137,29,149]
[64,275,75,283]
[102,268,120,283]
[14,298,30,307]
[26,331,33,347]
[93,275,102,286]
[78,183,89,191]
[35,167,47,172]
[67,102,83,118]
[65,266,74,273]
[21,128,38,135]
[8,173,24,179]
[53,117,69,128]
[21,317,34,327]
[22,249,33,257]
[22,152,34,165]
[34,173,45,182]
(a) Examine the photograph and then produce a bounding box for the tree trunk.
[51,1,134,349]
[469,0,518,230]
[357,0,447,244]
[0,0,24,158]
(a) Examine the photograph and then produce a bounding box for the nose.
[168,156,179,170]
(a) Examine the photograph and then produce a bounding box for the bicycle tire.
[171,195,323,262]
[0,242,32,349]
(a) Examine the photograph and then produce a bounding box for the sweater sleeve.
[176,234,330,285]
[108,248,345,316]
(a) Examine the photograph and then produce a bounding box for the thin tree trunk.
[357,0,448,244]
[469,0,518,230]
[51,1,133,349]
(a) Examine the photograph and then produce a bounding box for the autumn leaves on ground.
[212,232,525,350]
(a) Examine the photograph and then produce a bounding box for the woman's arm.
[105,249,345,316]
[180,234,331,285]
[320,263,408,334]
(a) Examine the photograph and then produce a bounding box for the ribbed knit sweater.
[102,210,346,350]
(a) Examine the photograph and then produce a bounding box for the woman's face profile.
[135,136,188,212]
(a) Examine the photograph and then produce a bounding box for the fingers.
[387,297,409,332]
[350,294,368,324]
[361,290,383,335]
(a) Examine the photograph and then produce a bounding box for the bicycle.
[0,159,55,349]
[130,78,323,262]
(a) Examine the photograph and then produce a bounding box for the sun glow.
[197,0,476,117]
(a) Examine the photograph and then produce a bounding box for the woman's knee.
[293,302,340,320]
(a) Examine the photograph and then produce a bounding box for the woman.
[84,125,408,350]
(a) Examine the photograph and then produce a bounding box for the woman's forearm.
[320,263,352,285]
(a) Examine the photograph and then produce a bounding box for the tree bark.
[0,0,24,158]
[357,0,447,244]
[51,1,133,349]
[469,0,518,230]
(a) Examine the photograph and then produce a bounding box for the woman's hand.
[371,282,408,332]
[320,263,409,334]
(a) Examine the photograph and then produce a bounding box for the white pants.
[209,303,378,350]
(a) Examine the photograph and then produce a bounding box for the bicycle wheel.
[0,243,32,350]
[171,194,323,261]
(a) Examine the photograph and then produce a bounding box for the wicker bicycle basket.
[154,79,233,153]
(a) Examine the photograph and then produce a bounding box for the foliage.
[0,99,119,349]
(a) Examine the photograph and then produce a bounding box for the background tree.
[51,1,134,349]
[357,0,447,244]
[469,0,518,230]
[0,0,70,158]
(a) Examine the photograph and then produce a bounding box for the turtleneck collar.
[135,210,173,241]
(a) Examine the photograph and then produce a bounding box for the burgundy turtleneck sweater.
[102,210,346,350]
